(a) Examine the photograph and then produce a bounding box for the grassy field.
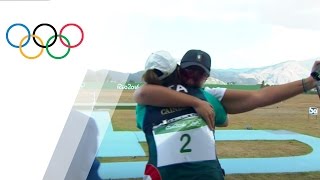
[76,89,320,179]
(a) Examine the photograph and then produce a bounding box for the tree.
[260,80,270,88]
[260,80,265,88]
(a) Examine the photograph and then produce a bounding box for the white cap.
[145,51,178,80]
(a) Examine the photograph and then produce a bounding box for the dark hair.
[162,66,181,86]
[142,66,181,86]
[142,69,162,85]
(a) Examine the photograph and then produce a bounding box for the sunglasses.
[180,67,209,81]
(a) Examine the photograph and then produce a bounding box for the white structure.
[43,109,110,180]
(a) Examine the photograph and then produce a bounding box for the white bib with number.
[152,114,216,167]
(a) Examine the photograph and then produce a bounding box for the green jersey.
[136,84,227,180]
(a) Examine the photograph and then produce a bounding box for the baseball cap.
[180,49,211,75]
[145,51,178,80]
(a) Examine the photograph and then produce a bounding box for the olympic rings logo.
[6,23,84,60]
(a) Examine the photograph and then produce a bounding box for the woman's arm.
[221,76,317,114]
[133,84,216,130]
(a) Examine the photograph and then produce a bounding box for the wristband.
[302,78,307,93]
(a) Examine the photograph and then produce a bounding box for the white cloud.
[102,0,257,22]
[248,0,320,30]
[133,0,320,30]
[218,25,320,68]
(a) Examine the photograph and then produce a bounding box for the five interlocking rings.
[6,23,84,60]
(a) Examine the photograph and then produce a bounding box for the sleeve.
[201,90,227,126]
[204,87,227,101]
[136,104,147,130]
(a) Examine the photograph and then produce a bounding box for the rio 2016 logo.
[6,23,84,60]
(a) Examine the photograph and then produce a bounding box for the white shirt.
[204,87,227,101]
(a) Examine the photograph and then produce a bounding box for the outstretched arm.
[221,75,317,114]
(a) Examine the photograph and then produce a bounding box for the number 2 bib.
[152,113,216,167]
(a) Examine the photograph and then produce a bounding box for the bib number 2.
[180,134,192,153]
